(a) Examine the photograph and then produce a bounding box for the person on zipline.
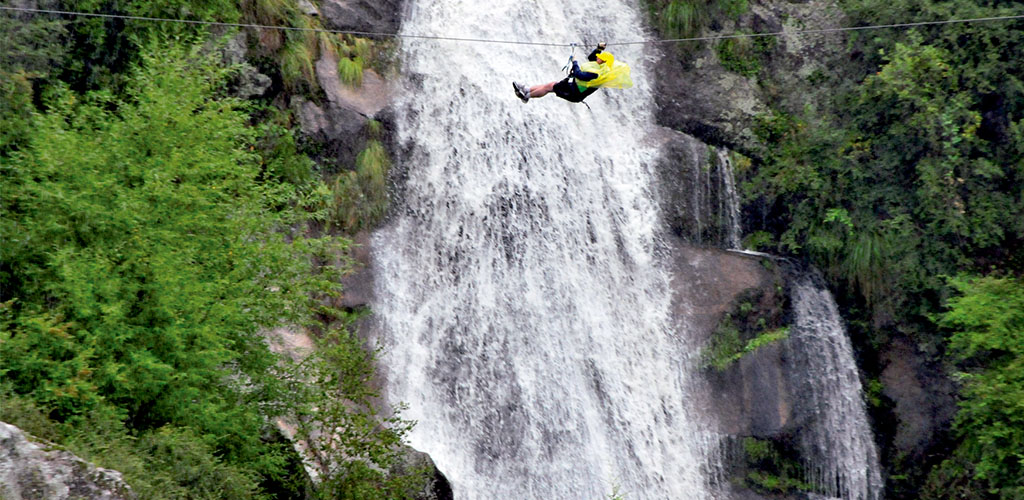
[513,43,632,104]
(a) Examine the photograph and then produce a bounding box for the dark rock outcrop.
[653,0,848,159]
[654,127,743,247]
[879,337,957,462]
[291,93,368,168]
[216,31,273,98]
[0,421,135,500]
[391,448,455,500]
[338,230,376,309]
[668,243,799,437]
[321,0,407,34]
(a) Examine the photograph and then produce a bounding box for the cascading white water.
[787,277,884,500]
[661,140,742,249]
[714,149,742,250]
[372,1,717,499]
[371,2,885,499]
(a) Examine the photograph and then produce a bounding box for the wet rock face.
[391,448,455,500]
[653,127,742,247]
[0,421,136,500]
[668,243,799,438]
[293,48,396,169]
[291,93,368,168]
[652,0,847,159]
[321,0,407,34]
[880,337,957,461]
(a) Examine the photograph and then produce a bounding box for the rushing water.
[372,1,715,498]
[787,276,884,500]
[371,1,881,499]
[714,149,742,250]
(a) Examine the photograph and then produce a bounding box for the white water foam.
[714,149,742,250]
[371,2,883,499]
[788,277,884,500]
[372,1,716,498]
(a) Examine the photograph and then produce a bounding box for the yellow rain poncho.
[576,52,633,91]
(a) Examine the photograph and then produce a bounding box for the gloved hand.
[597,42,607,51]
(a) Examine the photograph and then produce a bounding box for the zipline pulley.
[561,43,577,76]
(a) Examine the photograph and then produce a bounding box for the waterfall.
[372,1,716,498]
[714,149,742,250]
[659,141,743,250]
[370,1,883,499]
[787,276,884,500]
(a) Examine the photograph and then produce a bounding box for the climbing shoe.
[513,82,530,103]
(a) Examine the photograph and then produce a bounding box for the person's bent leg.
[528,81,556,98]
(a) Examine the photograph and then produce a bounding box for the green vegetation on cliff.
[735,4,1023,493]
[646,0,1022,496]
[1,2,417,496]
[927,275,1024,499]
[745,1,1024,497]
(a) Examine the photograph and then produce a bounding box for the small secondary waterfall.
[787,276,884,500]
[714,149,742,250]
[373,1,716,498]
[659,141,743,249]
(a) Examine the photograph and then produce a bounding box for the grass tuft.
[330,139,391,232]
[337,56,364,87]
[249,0,298,26]
[660,0,708,40]
[280,37,317,92]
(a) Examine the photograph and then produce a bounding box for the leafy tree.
[924,275,1024,499]
[1,41,417,497]
[55,0,241,89]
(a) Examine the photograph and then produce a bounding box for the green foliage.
[334,36,384,87]
[69,415,270,500]
[742,231,774,251]
[607,483,627,500]
[280,35,319,92]
[0,13,67,77]
[702,286,789,370]
[330,137,392,233]
[287,325,425,499]
[739,437,814,495]
[703,322,789,371]
[716,37,760,77]
[646,0,753,52]
[864,378,885,409]
[0,42,416,497]
[717,0,749,19]
[257,119,317,186]
[740,17,1023,319]
[713,1,1021,494]
[57,0,241,89]
[925,275,1024,498]
[0,71,35,153]
[655,0,708,40]
[1,40,321,456]
[702,320,744,370]
[247,0,301,26]
[338,55,365,87]
[0,383,64,443]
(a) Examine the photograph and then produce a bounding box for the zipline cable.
[0,5,571,46]
[1,5,1022,47]
[616,14,1024,45]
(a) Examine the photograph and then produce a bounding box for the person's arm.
[586,42,607,61]
[571,61,599,81]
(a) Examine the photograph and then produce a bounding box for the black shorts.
[553,78,598,103]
